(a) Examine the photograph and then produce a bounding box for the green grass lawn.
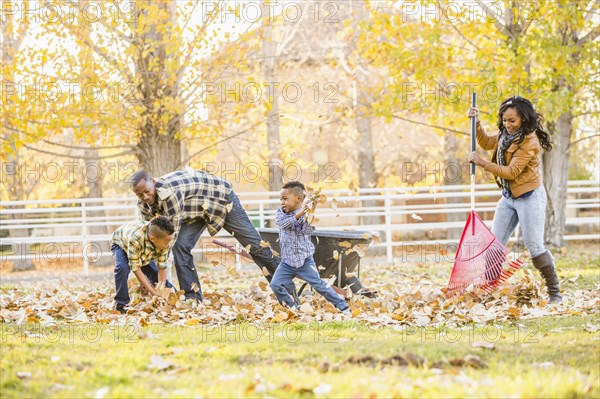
[1,246,598,398]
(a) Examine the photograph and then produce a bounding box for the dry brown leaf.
[16,371,32,379]
[353,244,367,257]
[411,213,423,221]
[167,292,179,306]
[148,355,174,371]
[348,181,358,193]
[471,341,496,350]
[331,199,338,210]
[227,265,239,278]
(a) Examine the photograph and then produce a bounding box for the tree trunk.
[356,102,376,191]
[7,151,35,272]
[133,0,182,178]
[2,6,34,271]
[137,131,182,177]
[84,149,111,266]
[262,14,283,227]
[355,91,384,227]
[263,23,283,194]
[543,111,572,247]
[350,1,382,227]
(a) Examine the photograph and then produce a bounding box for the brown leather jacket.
[476,122,543,198]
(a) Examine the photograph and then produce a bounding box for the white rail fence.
[1,181,598,272]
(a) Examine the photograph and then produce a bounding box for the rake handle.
[470,93,477,213]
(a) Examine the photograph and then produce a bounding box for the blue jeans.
[491,185,548,258]
[112,244,174,309]
[171,191,295,300]
[270,256,349,311]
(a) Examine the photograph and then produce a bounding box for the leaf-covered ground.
[1,246,598,397]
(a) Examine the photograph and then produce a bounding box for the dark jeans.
[171,191,296,301]
[112,243,174,309]
[270,256,349,311]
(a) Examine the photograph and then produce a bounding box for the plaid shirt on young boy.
[275,207,315,268]
[137,169,233,239]
[111,221,169,272]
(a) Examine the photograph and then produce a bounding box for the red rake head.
[480,259,524,293]
[447,211,510,295]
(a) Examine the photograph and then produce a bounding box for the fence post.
[385,192,393,264]
[235,242,241,269]
[259,203,265,228]
[82,201,88,274]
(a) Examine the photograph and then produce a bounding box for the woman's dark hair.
[496,96,553,151]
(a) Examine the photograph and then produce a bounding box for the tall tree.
[2,0,35,270]
[5,1,242,177]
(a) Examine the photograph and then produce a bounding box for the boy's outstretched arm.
[133,269,160,297]
[157,268,167,284]
[295,198,316,220]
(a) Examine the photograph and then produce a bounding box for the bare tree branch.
[391,114,468,136]
[475,0,513,39]
[178,122,262,167]
[176,7,218,88]
[438,1,482,51]
[569,134,600,147]
[0,137,135,159]
[584,0,600,23]
[4,125,134,149]
[63,24,135,84]
[577,28,600,46]
[226,140,270,189]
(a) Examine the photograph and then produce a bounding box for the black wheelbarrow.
[213,228,376,297]
[257,228,376,297]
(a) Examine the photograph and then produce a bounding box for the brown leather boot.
[532,250,562,304]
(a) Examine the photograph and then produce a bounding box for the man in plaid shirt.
[131,168,293,302]
[112,216,175,313]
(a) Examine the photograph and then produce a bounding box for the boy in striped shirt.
[270,181,350,315]
[111,216,176,313]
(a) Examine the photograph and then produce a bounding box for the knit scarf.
[496,127,522,190]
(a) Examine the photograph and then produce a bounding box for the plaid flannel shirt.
[137,169,233,239]
[275,207,315,268]
[111,221,169,272]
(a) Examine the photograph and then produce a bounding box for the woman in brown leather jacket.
[468,96,562,304]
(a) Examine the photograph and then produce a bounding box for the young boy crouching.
[111,216,176,313]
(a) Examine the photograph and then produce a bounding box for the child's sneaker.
[341,308,352,317]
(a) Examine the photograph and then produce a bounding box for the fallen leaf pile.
[0,263,597,328]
